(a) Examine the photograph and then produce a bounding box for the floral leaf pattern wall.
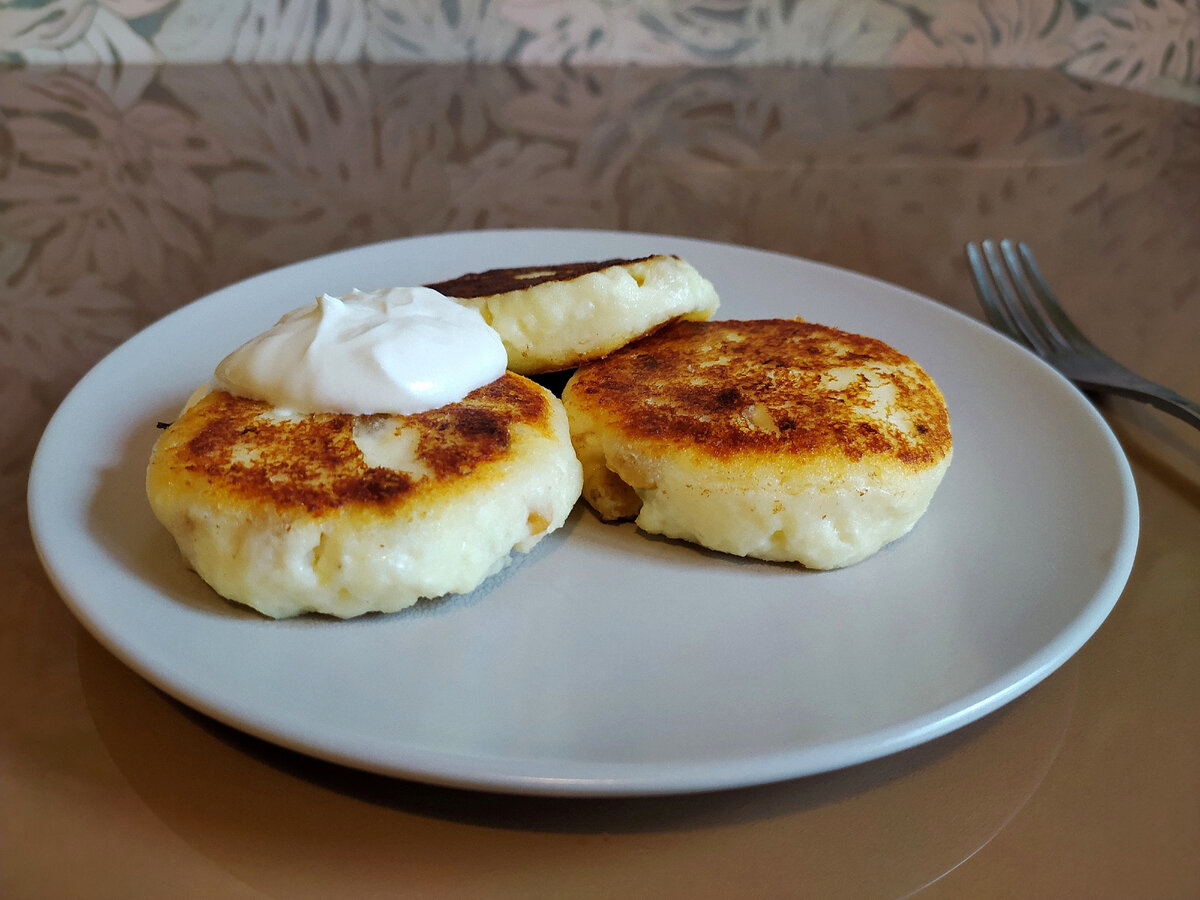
[2,61,1198,504]
[2,0,1198,103]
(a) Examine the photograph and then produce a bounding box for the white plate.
[29,229,1138,797]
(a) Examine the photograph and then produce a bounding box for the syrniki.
[561,318,953,569]
[429,255,719,375]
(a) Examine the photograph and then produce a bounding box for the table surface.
[3,63,1198,899]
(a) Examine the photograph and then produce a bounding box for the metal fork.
[966,239,1200,430]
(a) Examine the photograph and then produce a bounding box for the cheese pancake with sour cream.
[428,254,720,375]
[146,286,582,619]
[147,374,581,619]
[561,318,952,569]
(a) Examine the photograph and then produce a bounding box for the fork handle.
[1079,376,1200,431]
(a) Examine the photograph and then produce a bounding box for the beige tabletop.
[3,63,1198,898]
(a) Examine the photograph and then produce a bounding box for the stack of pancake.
[147,254,952,619]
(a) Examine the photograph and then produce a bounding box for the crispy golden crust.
[563,318,952,470]
[426,256,661,298]
[150,373,554,519]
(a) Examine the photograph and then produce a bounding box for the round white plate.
[29,229,1138,796]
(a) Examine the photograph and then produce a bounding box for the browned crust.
[425,256,666,299]
[563,319,952,468]
[151,373,553,517]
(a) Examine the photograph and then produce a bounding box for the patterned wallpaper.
[3,60,1197,502]
[2,0,1198,104]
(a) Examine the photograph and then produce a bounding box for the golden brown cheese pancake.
[427,255,719,375]
[146,374,582,618]
[561,318,952,568]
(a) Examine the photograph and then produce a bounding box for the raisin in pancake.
[561,318,952,569]
[427,255,719,375]
[146,374,582,618]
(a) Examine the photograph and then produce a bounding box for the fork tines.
[966,239,1096,359]
[965,239,1200,430]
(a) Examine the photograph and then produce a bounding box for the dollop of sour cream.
[213,286,508,415]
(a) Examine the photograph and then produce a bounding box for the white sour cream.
[213,287,508,415]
